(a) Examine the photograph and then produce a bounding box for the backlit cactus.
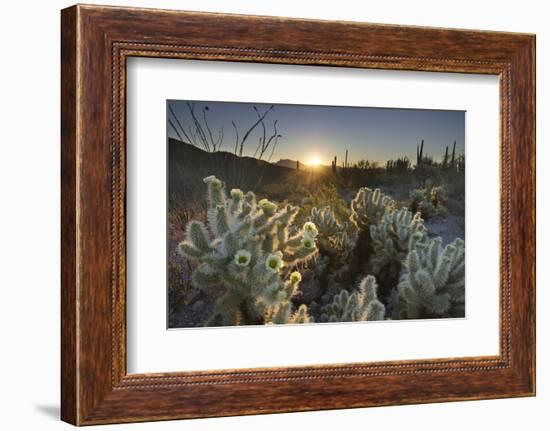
[409,184,448,220]
[310,206,341,238]
[310,206,356,257]
[177,174,465,326]
[350,187,394,231]
[396,237,465,319]
[178,175,318,326]
[320,275,386,322]
[369,207,428,275]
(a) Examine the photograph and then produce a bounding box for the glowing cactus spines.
[369,207,428,275]
[350,187,395,231]
[320,275,385,322]
[310,206,356,262]
[178,175,317,326]
[409,185,448,220]
[396,237,465,319]
[310,206,341,238]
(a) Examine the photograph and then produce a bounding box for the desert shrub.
[296,182,350,227]
[386,157,411,173]
[167,262,188,307]
[262,171,311,204]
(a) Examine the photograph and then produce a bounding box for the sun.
[308,156,321,167]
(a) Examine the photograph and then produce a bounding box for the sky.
[167,100,465,166]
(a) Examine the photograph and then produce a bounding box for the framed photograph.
[61,4,535,425]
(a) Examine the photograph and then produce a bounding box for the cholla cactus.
[311,206,341,238]
[350,187,394,231]
[320,275,386,322]
[310,206,355,251]
[396,237,465,319]
[409,185,448,220]
[332,223,357,256]
[272,302,312,324]
[369,207,427,275]
[430,185,447,208]
[178,175,317,326]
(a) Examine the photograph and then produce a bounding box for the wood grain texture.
[60,4,536,425]
[60,6,78,425]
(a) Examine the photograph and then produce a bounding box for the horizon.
[167,100,465,165]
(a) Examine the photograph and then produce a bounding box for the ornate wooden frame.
[61,4,536,425]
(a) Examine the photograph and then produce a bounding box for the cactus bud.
[258,198,278,216]
[203,175,222,189]
[230,188,243,199]
[289,271,302,284]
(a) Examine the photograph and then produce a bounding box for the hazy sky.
[167,100,465,166]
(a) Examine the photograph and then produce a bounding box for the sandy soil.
[424,214,465,246]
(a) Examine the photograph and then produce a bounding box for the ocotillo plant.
[178,175,318,326]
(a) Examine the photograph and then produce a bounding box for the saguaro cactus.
[178,175,318,326]
[395,237,465,319]
[320,275,386,322]
[451,141,457,167]
[416,139,424,165]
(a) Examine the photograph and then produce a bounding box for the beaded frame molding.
[61,4,535,425]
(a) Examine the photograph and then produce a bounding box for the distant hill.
[276,159,334,171]
[168,138,295,202]
[274,159,299,169]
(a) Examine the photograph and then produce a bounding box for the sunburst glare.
[308,156,321,167]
